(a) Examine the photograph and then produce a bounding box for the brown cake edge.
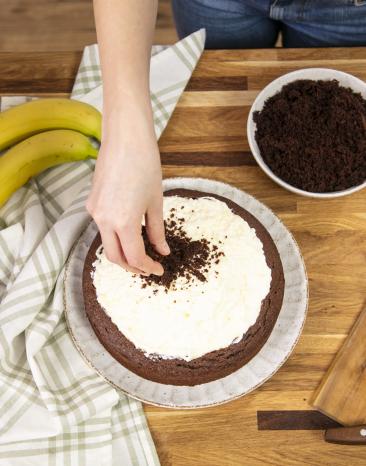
[82,188,285,386]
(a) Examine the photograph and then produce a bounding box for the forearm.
[93,0,158,132]
[89,0,166,276]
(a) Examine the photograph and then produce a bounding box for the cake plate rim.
[64,177,309,409]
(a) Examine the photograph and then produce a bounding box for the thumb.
[146,198,170,256]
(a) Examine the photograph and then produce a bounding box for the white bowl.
[247,68,366,198]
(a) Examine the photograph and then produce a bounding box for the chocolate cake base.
[82,189,285,386]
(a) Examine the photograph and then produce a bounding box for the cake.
[82,189,285,386]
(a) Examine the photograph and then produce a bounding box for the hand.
[86,106,169,276]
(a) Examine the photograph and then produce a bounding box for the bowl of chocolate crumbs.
[247,68,366,198]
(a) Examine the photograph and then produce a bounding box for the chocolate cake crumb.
[140,215,224,290]
[253,79,366,192]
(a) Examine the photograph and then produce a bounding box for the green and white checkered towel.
[0,29,205,466]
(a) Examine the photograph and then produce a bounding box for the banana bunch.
[0,98,101,150]
[0,130,98,207]
[0,98,101,208]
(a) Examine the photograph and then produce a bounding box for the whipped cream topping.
[92,196,272,361]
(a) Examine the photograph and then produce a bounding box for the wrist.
[103,84,151,113]
[102,100,155,138]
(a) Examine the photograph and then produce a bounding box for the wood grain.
[0,52,81,94]
[1,48,366,466]
[257,410,341,430]
[325,426,366,445]
[186,76,248,91]
[160,151,256,167]
[0,0,177,52]
[312,308,366,426]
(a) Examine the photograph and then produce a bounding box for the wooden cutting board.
[2,48,366,465]
[312,307,366,426]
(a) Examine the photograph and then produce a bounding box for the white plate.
[247,68,366,198]
[64,177,308,408]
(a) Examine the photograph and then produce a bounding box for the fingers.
[146,197,170,256]
[99,228,145,275]
[117,223,164,276]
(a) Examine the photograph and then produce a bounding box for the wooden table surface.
[1,48,365,466]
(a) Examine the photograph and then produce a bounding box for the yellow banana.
[0,98,101,150]
[0,129,98,207]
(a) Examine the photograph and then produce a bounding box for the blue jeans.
[172,0,366,48]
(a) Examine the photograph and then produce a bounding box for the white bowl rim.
[247,67,366,199]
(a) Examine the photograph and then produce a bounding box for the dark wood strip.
[257,410,342,431]
[161,151,256,167]
[0,51,81,94]
[0,79,76,94]
[186,76,248,92]
[200,47,366,62]
[1,49,365,94]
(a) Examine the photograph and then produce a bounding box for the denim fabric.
[172,0,366,48]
